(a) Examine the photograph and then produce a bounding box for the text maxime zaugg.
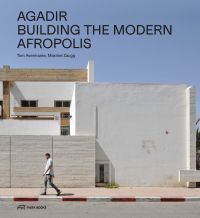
[17,11,173,49]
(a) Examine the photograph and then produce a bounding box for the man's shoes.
[57,190,61,196]
[40,192,46,195]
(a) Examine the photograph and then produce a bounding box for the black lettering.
[146,25,153,35]
[37,11,45,21]
[113,25,124,35]
[84,38,91,48]
[43,38,53,48]
[126,25,135,35]
[154,25,162,35]
[17,11,26,21]
[136,25,145,35]
[27,38,34,48]
[18,25,26,35]
[54,38,62,48]
[62,38,72,48]
[164,25,172,35]
[17,39,26,48]
[59,11,67,21]
[26,11,36,21]
[34,38,43,48]
[84,25,92,35]
[45,11,54,21]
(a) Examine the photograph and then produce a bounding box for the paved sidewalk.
[1,187,200,197]
[0,187,200,202]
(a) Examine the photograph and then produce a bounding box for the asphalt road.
[0,202,200,218]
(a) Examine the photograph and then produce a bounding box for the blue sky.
[0,0,200,117]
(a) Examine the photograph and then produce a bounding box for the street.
[0,202,200,218]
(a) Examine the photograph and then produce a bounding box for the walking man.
[41,153,61,196]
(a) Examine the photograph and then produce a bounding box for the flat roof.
[0,66,87,82]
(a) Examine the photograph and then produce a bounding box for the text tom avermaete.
[17,11,173,50]
[17,53,76,58]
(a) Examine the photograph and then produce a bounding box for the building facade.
[0,61,199,187]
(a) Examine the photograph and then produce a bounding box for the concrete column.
[186,87,196,187]
[87,60,94,83]
[2,66,11,119]
[3,81,10,119]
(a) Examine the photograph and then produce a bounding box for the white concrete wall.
[70,85,76,135]
[186,87,196,170]
[74,83,190,187]
[0,119,60,135]
[10,82,74,115]
[179,86,198,187]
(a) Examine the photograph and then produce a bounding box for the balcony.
[13,107,70,113]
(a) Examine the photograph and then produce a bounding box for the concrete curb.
[1,196,200,202]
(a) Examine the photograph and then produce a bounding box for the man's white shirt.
[44,158,54,175]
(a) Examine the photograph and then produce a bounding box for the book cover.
[0,0,199,217]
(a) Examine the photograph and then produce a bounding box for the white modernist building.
[0,61,199,188]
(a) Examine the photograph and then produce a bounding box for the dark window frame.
[21,100,38,107]
[54,100,71,107]
[61,126,70,135]
[0,101,2,117]
[60,112,70,119]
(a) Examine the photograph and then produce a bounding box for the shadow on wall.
[11,83,26,106]
[95,106,115,183]
[95,141,115,183]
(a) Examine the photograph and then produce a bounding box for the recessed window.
[54,100,71,107]
[63,101,71,107]
[95,163,110,184]
[99,164,105,183]
[0,101,2,117]
[21,100,38,107]
[61,126,70,135]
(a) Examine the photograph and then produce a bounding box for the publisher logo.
[17,204,47,210]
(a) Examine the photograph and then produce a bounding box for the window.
[63,101,71,107]
[61,112,70,119]
[21,100,38,107]
[95,162,110,184]
[0,101,2,117]
[99,164,105,183]
[61,126,70,135]
[54,100,71,107]
[55,101,62,107]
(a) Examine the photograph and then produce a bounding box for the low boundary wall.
[0,136,95,188]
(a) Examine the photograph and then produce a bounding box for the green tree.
[196,118,200,150]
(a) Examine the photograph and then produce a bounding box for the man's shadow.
[59,193,74,196]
